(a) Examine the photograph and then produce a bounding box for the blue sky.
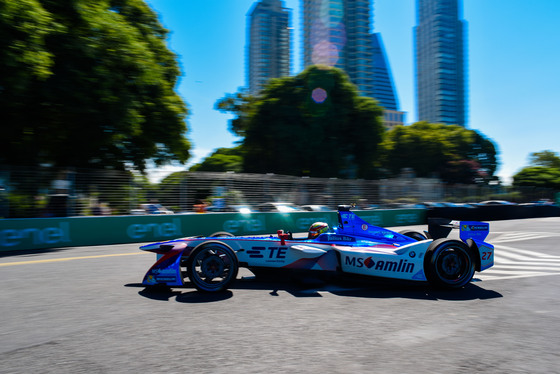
[144,0,560,184]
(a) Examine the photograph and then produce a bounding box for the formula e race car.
[140,206,494,292]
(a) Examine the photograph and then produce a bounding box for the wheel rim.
[435,247,473,285]
[191,247,235,291]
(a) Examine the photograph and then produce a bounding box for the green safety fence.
[0,209,426,252]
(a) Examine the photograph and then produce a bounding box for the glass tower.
[302,0,375,98]
[302,0,403,127]
[371,32,398,111]
[247,0,291,95]
[415,0,467,126]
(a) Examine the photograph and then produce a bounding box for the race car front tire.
[424,239,475,289]
[187,242,239,292]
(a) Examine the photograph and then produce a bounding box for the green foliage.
[6,192,44,218]
[0,0,190,172]
[528,150,560,169]
[487,191,522,202]
[240,65,385,178]
[513,166,560,189]
[378,122,498,184]
[512,150,560,190]
[0,0,55,85]
[215,93,256,137]
[189,147,243,173]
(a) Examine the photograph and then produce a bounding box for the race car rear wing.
[428,218,489,241]
[427,218,456,239]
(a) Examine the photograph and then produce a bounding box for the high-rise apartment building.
[303,0,374,97]
[247,0,291,95]
[302,0,404,127]
[371,32,404,129]
[371,33,397,111]
[415,0,467,126]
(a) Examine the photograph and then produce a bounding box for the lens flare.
[312,40,340,66]
[311,88,328,104]
[310,0,346,67]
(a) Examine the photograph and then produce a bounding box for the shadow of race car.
[140,206,494,292]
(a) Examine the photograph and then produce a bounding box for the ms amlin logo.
[345,255,415,273]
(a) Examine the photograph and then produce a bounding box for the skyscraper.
[247,0,291,95]
[303,0,374,97]
[302,0,403,127]
[371,33,397,111]
[415,0,467,126]
[371,33,404,129]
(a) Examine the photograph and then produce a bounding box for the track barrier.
[0,209,426,252]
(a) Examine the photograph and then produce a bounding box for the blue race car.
[140,206,494,292]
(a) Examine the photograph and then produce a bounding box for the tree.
[528,150,560,169]
[189,147,243,173]
[512,150,560,189]
[512,166,560,189]
[215,92,256,138]
[239,65,385,178]
[378,122,498,184]
[0,0,190,172]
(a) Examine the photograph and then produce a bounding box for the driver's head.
[308,222,329,239]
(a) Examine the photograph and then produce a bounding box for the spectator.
[193,199,208,213]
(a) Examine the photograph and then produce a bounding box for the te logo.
[268,247,287,259]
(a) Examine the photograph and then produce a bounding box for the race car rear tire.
[424,239,475,289]
[399,230,427,241]
[187,242,239,292]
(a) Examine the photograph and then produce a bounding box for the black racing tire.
[399,230,427,241]
[424,239,475,288]
[209,231,234,237]
[187,242,239,292]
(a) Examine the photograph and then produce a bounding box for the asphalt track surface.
[1,218,560,373]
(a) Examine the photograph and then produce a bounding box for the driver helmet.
[308,222,329,239]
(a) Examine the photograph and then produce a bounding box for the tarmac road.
[1,217,559,374]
